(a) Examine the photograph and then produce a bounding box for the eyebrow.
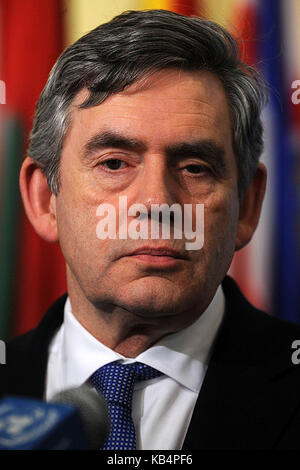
[82,131,147,160]
[165,140,228,175]
[82,130,228,174]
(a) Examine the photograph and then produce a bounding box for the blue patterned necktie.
[90,361,162,450]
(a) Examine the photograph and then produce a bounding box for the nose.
[135,155,178,211]
[120,154,184,241]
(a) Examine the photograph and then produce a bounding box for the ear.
[19,156,58,243]
[235,162,267,251]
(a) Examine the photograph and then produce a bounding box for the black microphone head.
[50,384,110,449]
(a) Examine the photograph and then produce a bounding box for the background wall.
[0,0,299,339]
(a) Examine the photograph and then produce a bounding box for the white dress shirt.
[45,286,225,450]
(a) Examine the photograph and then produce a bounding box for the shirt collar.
[60,286,225,393]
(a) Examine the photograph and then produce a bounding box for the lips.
[125,247,187,259]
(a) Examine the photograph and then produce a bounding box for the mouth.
[122,246,188,267]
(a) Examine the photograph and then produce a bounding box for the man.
[2,9,300,450]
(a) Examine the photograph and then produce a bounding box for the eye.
[101,159,127,170]
[184,164,211,174]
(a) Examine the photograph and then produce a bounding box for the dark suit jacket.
[1,276,300,449]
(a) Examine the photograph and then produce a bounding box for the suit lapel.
[5,294,67,399]
[182,277,300,449]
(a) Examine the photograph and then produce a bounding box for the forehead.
[65,69,233,155]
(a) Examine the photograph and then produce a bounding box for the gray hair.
[28,9,268,198]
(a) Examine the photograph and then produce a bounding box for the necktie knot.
[90,361,162,449]
[91,362,162,408]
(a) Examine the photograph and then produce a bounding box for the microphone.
[0,385,110,449]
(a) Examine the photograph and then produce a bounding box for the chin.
[116,286,191,318]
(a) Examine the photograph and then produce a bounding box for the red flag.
[2,0,67,335]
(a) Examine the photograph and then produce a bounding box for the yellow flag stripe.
[64,0,173,46]
[201,0,239,26]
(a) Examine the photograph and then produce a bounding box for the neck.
[68,295,178,358]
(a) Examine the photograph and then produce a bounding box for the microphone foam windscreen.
[51,384,110,449]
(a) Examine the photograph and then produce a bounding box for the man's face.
[54,69,240,324]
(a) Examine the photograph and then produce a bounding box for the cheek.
[203,190,239,257]
[55,193,98,267]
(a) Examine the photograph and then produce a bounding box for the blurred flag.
[0,0,66,338]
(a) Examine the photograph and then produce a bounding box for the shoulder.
[222,275,300,333]
[0,293,67,398]
[220,275,300,368]
[7,293,67,356]
[184,277,300,449]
